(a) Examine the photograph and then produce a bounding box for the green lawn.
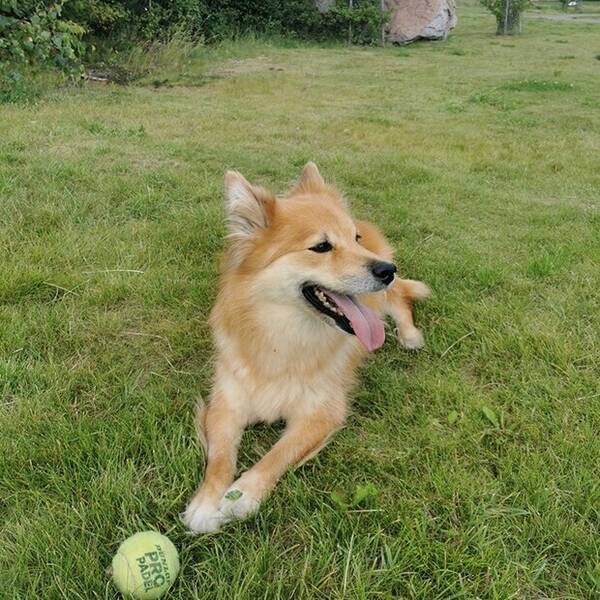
[1,2,599,598]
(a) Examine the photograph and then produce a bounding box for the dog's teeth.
[314,289,342,316]
[325,301,340,315]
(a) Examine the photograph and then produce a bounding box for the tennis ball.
[111,531,180,599]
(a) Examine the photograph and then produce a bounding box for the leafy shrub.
[61,0,129,34]
[68,0,385,44]
[0,0,85,102]
[1,0,388,100]
[322,1,387,44]
[59,0,327,41]
[480,0,531,34]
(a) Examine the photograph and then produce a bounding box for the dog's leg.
[218,410,343,522]
[353,220,429,349]
[182,393,245,533]
[386,279,430,350]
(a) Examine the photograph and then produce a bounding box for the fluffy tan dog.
[182,163,429,533]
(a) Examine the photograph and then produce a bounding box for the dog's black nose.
[371,261,397,285]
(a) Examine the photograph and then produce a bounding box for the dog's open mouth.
[302,284,385,352]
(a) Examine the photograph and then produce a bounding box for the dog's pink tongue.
[328,292,385,352]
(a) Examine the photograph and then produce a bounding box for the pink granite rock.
[386,0,457,44]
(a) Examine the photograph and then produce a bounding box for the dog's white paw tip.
[181,503,226,534]
[399,328,425,350]
[219,488,260,520]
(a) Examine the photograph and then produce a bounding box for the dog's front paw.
[181,499,227,534]
[218,481,261,522]
[398,327,425,350]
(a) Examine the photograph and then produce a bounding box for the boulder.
[384,0,457,44]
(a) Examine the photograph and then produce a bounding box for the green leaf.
[224,489,242,501]
[330,490,348,509]
[0,15,16,29]
[447,410,459,425]
[482,406,500,428]
[352,483,378,506]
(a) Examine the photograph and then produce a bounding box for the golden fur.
[182,163,429,533]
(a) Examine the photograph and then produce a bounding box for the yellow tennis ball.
[111,531,180,599]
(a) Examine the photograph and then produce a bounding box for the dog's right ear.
[224,171,275,264]
[225,171,276,265]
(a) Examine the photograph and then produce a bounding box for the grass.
[1,1,599,598]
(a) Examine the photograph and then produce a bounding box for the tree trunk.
[496,11,520,35]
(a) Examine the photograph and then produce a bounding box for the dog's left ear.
[224,171,275,237]
[292,162,326,194]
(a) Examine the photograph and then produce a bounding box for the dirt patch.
[527,14,600,24]
[215,56,286,77]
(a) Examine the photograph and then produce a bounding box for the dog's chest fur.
[213,304,364,423]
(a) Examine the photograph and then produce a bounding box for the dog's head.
[222,163,395,351]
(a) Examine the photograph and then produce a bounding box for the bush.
[1,0,388,100]
[59,0,326,41]
[321,1,387,44]
[61,0,129,34]
[66,0,385,44]
[0,0,85,101]
[480,0,531,34]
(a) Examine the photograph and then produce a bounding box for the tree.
[480,0,531,35]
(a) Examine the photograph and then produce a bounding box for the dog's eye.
[309,241,333,253]
[355,234,362,242]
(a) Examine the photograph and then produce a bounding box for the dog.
[182,163,429,533]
